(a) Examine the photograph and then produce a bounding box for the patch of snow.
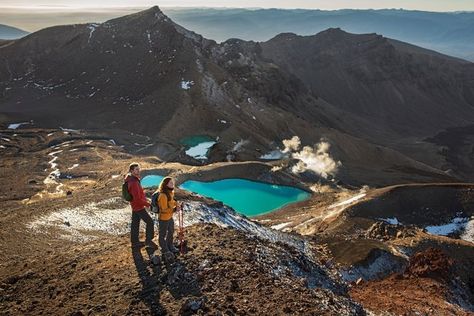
[42,150,64,194]
[460,219,474,243]
[1,137,11,142]
[341,250,406,282]
[68,164,79,170]
[146,31,152,44]
[47,132,55,137]
[109,139,116,145]
[111,175,120,179]
[425,217,470,237]
[60,127,80,133]
[252,115,256,120]
[180,80,194,90]
[271,222,292,230]
[49,150,63,156]
[87,23,99,43]
[0,145,5,149]
[69,148,78,152]
[181,201,306,251]
[185,141,216,160]
[379,217,401,225]
[28,198,131,242]
[8,122,29,129]
[218,119,227,124]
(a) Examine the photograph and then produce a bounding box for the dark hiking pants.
[130,209,154,243]
[158,218,175,253]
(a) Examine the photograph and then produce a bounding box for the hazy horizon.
[2,5,474,33]
[2,0,474,11]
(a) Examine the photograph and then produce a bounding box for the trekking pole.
[178,203,185,254]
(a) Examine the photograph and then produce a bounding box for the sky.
[1,0,474,11]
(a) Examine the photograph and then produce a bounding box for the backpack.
[150,191,160,213]
[122,181,133,202]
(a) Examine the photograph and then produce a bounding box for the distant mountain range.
[2,8,473,61]
[163,8,474,61]
[0,24,28,40]
[0,6,473,186]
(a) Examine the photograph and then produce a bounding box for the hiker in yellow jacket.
[156,176,180,254]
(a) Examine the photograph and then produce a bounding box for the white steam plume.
[282,136,301,153]
[282,136,341,178]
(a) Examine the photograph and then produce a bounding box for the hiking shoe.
[150,254,161,266]
[162,251,175,263]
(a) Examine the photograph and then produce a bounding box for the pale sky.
[1,0,474,11]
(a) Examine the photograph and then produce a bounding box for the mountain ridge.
[0,6,473,185]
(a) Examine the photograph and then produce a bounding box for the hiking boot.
[162,251,175,263]
[150,254,161,266]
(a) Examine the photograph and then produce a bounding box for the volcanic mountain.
[0,6,473,186]
[1,8,474,314]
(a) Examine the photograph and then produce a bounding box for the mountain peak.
[134,5,164,17]
[316,27,348,37]
[104,5,168,27]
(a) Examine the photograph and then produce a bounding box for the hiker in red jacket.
[124,162,155,248]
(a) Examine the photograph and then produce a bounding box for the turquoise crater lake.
[141,175,310,217]
[141,175,165,188]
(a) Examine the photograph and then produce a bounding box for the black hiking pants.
[130,208,154,243]
[158,218,175,253]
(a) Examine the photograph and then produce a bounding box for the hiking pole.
[178,202,185,255]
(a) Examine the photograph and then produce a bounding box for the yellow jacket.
[158,191,176,221]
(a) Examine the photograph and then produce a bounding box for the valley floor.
[0,128,473,315]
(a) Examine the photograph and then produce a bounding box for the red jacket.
[125,175,150,211]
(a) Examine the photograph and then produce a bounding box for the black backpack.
[122,181,133,202]
[150,191,160,213]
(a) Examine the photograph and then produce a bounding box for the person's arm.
[129,181,150,207]
[143,196,151,208]
[142,188,150,207]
